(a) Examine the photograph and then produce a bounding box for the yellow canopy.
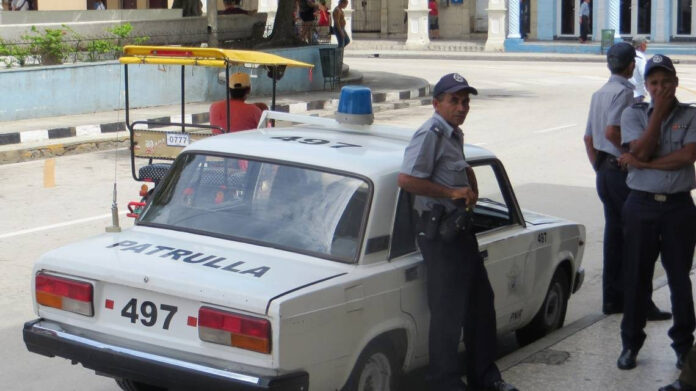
[119,45,314,69]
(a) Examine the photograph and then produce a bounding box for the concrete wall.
[439,0,473,38]
[0,9,183,25]
[0,44,331,121]
[0,12,266,46]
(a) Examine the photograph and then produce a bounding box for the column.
[508,0,521,39]
[653,0,666,43]
[406,0,430,47]
[485,0,507,51]
[607,0,621,42]
[257,0,277,37]
[345,0,354,41]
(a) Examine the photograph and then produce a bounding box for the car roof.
[185,121,497,177]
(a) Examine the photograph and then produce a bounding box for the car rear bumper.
[23,319,308,391]
[573,266,585,294]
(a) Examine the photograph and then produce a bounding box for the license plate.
[166,132,190,147]
[120,297,178,330]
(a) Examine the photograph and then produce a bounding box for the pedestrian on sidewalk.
[583,42,671,323]
[219,0,248,15]
[298,0,317,43]
[616,54,696,371]
[428,0,439,40]
[209,72,263,134]
[579,0,591,43]
[10,0,30,11]
[333,0,350,48]
[630,37,648,103]
[398,73,518,391]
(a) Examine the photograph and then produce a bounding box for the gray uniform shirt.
[580,2,590,17]
[400,113,470,214]
[621,101,696,193]
[585,74,635,157]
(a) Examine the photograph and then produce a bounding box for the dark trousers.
[580,15,589,41]
[417,230,501,389]
[596,164,630,308]
[621,191,696,355]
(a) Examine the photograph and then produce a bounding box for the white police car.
[23,88,585,391]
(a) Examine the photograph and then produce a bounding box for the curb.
[0,83,431,164]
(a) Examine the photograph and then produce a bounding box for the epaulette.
[631,102,649,109]
[428,122,445,137]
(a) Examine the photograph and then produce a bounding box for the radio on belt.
[335,86,374,125]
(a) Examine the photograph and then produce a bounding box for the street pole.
[207,0,219,47]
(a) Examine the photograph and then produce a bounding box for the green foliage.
[105,23,149,59]
[22,25,70,65]
[0,38,30,68]
[85,39,116,62]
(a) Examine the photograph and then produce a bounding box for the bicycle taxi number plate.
[166,133,190,147]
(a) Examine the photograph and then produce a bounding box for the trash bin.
[601,29,615,54]
[319,47,343,90]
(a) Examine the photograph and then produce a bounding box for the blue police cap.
[644,54,676,79]
[433,73,478,97]
[606,42,636,69]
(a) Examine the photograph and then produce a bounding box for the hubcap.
[542,282,562,327]
[357,352,392,391]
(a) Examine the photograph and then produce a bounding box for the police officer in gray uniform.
[583,42,670,320]
[616,54,696,372]
[398,73,517,391]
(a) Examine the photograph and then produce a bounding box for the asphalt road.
[3,57,696,390]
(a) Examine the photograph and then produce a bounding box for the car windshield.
[138,153,370,263]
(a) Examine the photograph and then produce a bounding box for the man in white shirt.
[10,0,30,10]
[630,37,648,103]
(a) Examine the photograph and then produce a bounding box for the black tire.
[342,341,401,391]
[515,267,570,346]
[115,378,167,391]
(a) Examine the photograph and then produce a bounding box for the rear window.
[138,153,370,263]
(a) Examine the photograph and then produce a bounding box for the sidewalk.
[0,69,432,164]
[498,274,690,391]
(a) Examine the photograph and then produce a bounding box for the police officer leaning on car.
[616,55,696,377]
[397,73,518,391]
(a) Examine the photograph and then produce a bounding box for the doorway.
[352,0,381,32]
[559,0,592,37]
[676,0,693,35]
[620,0,651,36]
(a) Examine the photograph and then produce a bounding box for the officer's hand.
[450,186,477,208]
[618,153,644,169]
[652,83,677,118]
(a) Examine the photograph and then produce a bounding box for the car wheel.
[115,378,167,391]
[515,267,569,347]
[342,342,401,391]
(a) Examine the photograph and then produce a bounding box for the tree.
[257,0,304,48]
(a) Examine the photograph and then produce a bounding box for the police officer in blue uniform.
[398,73,518,391]
[583,42,670,321]
[616,54,696,371]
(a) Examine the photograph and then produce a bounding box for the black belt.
[597,151,622,170]
[631,190,692,203]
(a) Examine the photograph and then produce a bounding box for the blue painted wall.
[537,0,556,40]
[0,45,332,122]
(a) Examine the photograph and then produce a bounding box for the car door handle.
[405,266,419,282]
[480,249,489,261]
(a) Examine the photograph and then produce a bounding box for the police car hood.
[35,226,348,315]
[522,209,565,225]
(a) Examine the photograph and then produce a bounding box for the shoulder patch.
[428,123,444,137]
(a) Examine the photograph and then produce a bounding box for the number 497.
[121,298,178,330]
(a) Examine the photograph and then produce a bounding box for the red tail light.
[198,307,271,354]
[35,273,94,316]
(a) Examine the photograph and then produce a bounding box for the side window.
[389,190,417,259]
[471,162,518,234]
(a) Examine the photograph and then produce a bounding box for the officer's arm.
[629,143,696,170]
[398,173,476,206]
[583,134,596,166]
[605,125,623,150]
[465,167,479,205]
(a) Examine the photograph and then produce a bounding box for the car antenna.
[106,54,124,233]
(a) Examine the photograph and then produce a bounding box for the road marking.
[534,124,577,134]
[0,212,128,240]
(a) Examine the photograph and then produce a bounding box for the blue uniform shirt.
[400,112,470,214]
[585,74,635,157]
[621,100,696,193]
[580,2,590,17]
